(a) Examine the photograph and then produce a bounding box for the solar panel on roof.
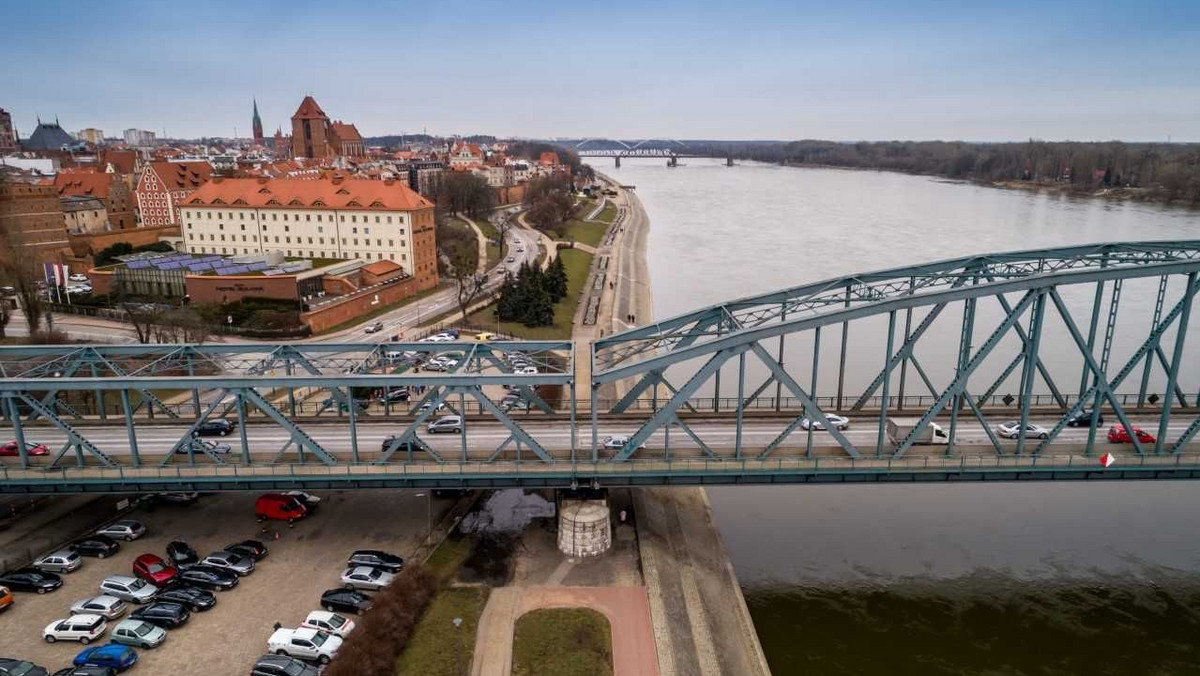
[127,260,150,269]
[262,268,286,276]
[247,262,268,271]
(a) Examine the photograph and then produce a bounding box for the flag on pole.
[1100,453,1116,468]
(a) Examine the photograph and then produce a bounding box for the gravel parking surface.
[0,490,451,674]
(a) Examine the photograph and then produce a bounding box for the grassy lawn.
[595,203,618,223]
[395,586,489,676]
[561,218,607,248]
[512,608,613,676]
[425,534,475,583]
[465,248,592,340]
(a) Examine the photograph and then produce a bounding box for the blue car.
[73,644,137,672]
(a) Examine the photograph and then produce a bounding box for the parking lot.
[0,490,453,673]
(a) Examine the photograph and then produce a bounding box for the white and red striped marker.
[1100,453,1116,468]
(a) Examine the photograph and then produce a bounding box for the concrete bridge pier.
[667,155,678,167]
[726,156,734,166]
[615,156,621,168]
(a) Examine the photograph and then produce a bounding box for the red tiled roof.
[331,122,362,142]
[150,161,212,190]
[102,150,137,174]
[184,176,434,211]
[293,96,328,120]
[54,172,116,200]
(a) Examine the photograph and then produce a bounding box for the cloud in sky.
[2,0,1198,141]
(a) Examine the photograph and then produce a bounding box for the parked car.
[50,667,115,676]
[0,441,49,457]
[0,660,48,676]
[283,491,321,509]
[0,568,63,594]
[165,540,199,567]
[0,586,13,611]
[129,602,189,629]
[97,576,156,604]
[68,274,89,283]
[506,256,516,263]
[224,540,269,561]
[267,627,342,665]
[475,332,497,341]
[153,584,215,612]
[71,536,120,559]
[95,521,145,542]
[427,415,463,434]
[319,588,372,615]
[347,550,405,573]
[250,654,320,676]
[996,421,1049,439]
[193,419,235,437]
[35,550,83,574]
[132,554,176,586]
[1065,409,1104,427]
[379,388,410,403]
[340,565,395,591]
[1108,424,1156,444]
[108,619,166,649]
[72,644,137,671]
[43,614,107,644]
[199,551,254,576]
[175,566,239,591]
[255,494,309,524]
[69,596,127,620]
[364,321,384,334]
[148,492,198,505]
[177,439,231,455]
[301,610,356,639]
[799,414,851,431]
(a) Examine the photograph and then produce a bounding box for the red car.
[0,441,48,457]
[1107,424,1156,444]
[132,553,177,586]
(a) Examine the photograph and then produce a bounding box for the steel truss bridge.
[2,241,1200,493]
[571,138,729,162]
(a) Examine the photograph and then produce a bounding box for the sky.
[2,0,1198,142]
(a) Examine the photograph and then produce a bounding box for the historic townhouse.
[135,161,212,226]
[179,176,438,290]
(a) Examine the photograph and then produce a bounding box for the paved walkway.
[471,585,659,676]
[458,214,491,274]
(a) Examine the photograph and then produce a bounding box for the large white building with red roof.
[135,161,212,226]
[179,176,438,289]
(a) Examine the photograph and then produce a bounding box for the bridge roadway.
[2,415,1199,494]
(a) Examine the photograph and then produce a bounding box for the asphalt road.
[2,416,1193,461]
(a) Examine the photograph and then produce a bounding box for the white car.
[267,627,342,665]
[68,273,89,282]
[301,610,356,638]
[506,256,516,263]
[427,334,455,343]
[43,614,107,644]
[284,490,321,506]
[799,414,850,431]
[601,435,644,451]
[96,520,146,541]
[340,565,396,591]
[996,421,1049,439]
[516,366,539,375]
[69,595,128,620]
[35,549,83,573]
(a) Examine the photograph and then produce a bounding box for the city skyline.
[2,0,1199,142]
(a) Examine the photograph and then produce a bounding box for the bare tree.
[0,222,48,339]
[455,271,489,321]
[0,297,11,339]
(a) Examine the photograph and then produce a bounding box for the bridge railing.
[22,391,1182,421]
[1,452,1198,489]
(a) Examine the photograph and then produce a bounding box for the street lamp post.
[414,491,432,545]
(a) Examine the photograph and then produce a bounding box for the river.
[605,158,1200,675]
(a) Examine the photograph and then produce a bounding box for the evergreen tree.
[547,257,568,301]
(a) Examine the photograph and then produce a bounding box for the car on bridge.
[996,421,1049,439]
[602,435,645,452]
[364,321,384,334]
[1107,424,1156,444]
[0,440,48,457]
[177,439,232,456]
[1065,409,1104,427]
[193,419,235,437]
[427,415,463,434]
[799,414,850,431]
[380,436,418,454]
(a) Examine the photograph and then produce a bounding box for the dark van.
[254,494,308,524]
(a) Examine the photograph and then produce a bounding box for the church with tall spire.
[251,99,264,144]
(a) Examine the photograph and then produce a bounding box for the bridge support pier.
[614,156,621,168]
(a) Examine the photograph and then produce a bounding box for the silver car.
[799,414,851,431]
[110,619,167,649]
[340,565,395,591]
[200,551,255,576]
[996,421,1049,439]
[69,595,128,620]
[99,575,157,604]
[96,520,146,541]
[35,549,83,573]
